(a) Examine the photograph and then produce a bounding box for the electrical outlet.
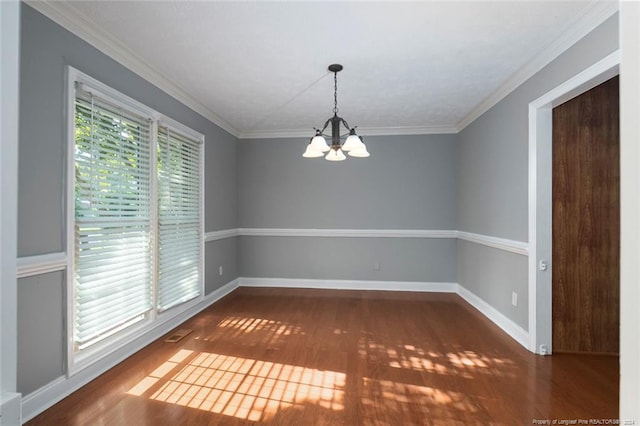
[511,291,518,307]
[373,261,380,271]
[539,345,548,355]
[219,265,223,276]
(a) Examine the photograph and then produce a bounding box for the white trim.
[238,228,529,254]
[25,1,239,138]
[239,277,529,349]
[456,0,618,132]
[457,231,528,256]
[199,125,206,326]
[528,50,620,354]
[1,1,21,419]
[356,126,458,137]
[238,228,458,239]
[205,229,240,242]
[73,69,156,121]
[15,229,529,281]
[158,116,205,145]
[619,1,640,418]
[17,253,67,279]
[238,125,458,139]
[21,278,239,423]
[239,277,457,293]
[65,64,76,376]
[0,392,22,426]
[456,285,529,349]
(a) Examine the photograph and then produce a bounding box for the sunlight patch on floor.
[127,349,345,421]
[361,377,479,424]
[363,377,476,409]
[363,338,515,379]
[194,316,305,343]
[218,316,303,336]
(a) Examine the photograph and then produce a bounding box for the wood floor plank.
[26,288,619,425]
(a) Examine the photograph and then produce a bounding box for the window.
[68,68,204,368]
[73,85,154,351]
[157,126,202,311]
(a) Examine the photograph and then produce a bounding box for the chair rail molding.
[17,252,67,279]
[237,228,458,239]
[457,231,529,256]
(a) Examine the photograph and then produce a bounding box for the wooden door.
[552,76,620,354]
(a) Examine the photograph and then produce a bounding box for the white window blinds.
[157,127,202,312]
[73,88,153,350]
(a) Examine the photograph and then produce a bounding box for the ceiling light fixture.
[303,64,369,161]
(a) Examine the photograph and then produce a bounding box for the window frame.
[65,66,205,374]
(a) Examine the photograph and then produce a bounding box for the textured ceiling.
[41,1,615,137]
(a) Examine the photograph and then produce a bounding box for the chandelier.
[303,64,369,161]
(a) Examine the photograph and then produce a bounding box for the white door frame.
[528,50,620,354]
[1,0,22,422]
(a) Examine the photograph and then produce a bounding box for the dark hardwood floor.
[27,288,619,425]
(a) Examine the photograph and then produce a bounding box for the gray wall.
[240,236,456,283]
[457,241,528,329]
[238,134,458,282]
[205,237,239,294]
[240,134,457,229]
[17,4,238,395]
[17,272,65,395]
[457,14,619,329]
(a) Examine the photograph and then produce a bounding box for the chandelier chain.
[333,71,338,114]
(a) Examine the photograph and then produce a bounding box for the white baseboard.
[456,285,529,348]
[20,278,239,423]
[239,277,458,293]
[1,392,22,426]
[239,277,529,350]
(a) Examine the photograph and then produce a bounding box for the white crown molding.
[238,125,458,139]
[24,0,240,138]
[21,278,240,422]
[205,228,239,242]
[457,284,529,349]
[357,125,459,136]
[239,277,457,293]
[17,252,67,279]
[457,231,529,256]
[238,228,458,239]
[26,0,617,140]
[455,0,619,132]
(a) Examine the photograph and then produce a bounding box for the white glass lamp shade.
[325,147,346,161]
[303,143,324,158]
[342,133,364,152]
[348,142,370,157]
[309,134,330,152]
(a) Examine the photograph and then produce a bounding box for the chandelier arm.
[319,118,332,135]
[340,118,352,131]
